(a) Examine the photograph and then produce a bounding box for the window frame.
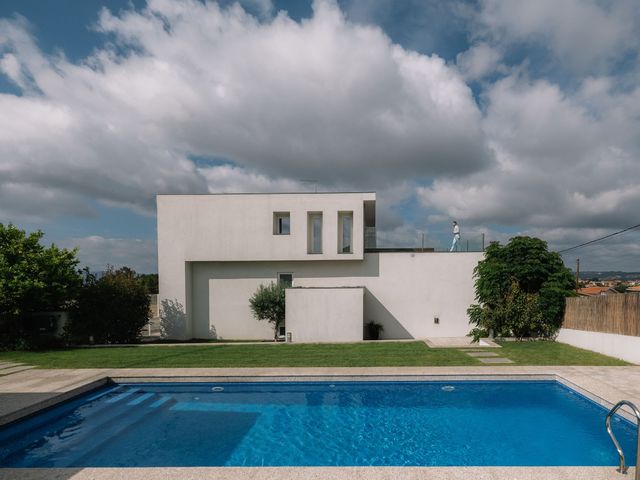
[338,211,353,254]
[277,272,294,288]
[273,211,291,235]
[307,211,323,254]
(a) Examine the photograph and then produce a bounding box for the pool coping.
[1,367,639,479]
[0,466,630,480]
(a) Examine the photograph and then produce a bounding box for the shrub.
[249,282,285,340]
[66,267,150,344]
[159,298,187,339]
[468,236,575,341]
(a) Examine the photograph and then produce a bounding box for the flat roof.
[157,191,376,196]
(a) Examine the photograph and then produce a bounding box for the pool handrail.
[606,399,640,478]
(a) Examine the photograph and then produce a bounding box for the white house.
[157,192,483,341]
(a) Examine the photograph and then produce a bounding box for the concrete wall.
[286,287,364,343]
[557,328,640,365]
[188,252,481,341]
[158,192,375,337]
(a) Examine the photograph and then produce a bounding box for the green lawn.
[496,340,629,366]
[0,340,630,368]
[0,342,477,368]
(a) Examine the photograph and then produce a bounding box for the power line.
[558,223,640,254]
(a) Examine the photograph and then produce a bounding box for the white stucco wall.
[157,192,375,338]
[286,287,364,343]
[187,252,481,341]
[557,328,640,365]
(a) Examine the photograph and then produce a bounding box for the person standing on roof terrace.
[450,221,460,252]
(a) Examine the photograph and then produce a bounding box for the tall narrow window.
[338,211,353,253]
[307,212,323,254]
[273,212,290,235]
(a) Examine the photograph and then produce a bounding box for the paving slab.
[425,337,501,348]
[0,362,24,369]
[465,351,501,357]
[0,365,35,376]
[477,357,515,364]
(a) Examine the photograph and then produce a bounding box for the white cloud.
[455,42,503,81]
[59,236,158,273]
[472,0,640,74]
[0,0,489,223]
[1,0,639,271]
[418,73,640,232]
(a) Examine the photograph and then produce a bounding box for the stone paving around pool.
[1,365,639,480]
[0,362,35,376]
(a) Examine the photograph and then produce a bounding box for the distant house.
[577,286,619,296]
[157,192,482,342]
[626,285,640,293]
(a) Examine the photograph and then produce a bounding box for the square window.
[273,212,290,235]
[278,273,293,287]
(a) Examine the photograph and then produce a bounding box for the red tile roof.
[577,286,618,296]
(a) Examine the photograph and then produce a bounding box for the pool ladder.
[606,400,640,478]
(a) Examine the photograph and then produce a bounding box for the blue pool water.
[0,380,636,467]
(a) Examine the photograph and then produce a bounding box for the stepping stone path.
[458,349,515,364]
[0,362,35,376]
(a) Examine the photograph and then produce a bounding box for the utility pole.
[482,233,485,251]
[576,258,580,290]
[421,233,424,252]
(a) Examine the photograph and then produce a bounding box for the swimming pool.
[0,380,636,467]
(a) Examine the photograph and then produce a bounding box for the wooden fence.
[563,293,640,337]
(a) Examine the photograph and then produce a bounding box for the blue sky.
[0,0,639,272]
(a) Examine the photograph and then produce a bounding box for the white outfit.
[450,224,460,252]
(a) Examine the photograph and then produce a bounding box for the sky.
[0,0,639,273]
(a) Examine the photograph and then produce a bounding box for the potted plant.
[365,321,384,340]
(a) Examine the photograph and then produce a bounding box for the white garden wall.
[557,328,640,365]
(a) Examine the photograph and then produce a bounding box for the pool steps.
[0,387,176,467]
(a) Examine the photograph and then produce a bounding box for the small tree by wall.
[66,267,150,344]
[249,282,285,340]
[159,298,187,339]
[468,236,575,340]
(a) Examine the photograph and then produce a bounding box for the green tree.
[468,236,575,340]
[249,282,285,340]
[136,273,158,294]
[0,224,81,349]
[613,283,628,293]
[66,266,150,344]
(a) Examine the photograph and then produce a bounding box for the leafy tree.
[468,236,575,341]
[249,282,285,340]
[613,283,628,293]
[137,273,158,294]
[0,224,81,349]
[66,266,150,344]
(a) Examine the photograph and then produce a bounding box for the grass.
[496,340,630,366]
[0,342,477,368]
[0,340,629,368]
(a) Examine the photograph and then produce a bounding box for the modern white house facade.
[157,192,483,341]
